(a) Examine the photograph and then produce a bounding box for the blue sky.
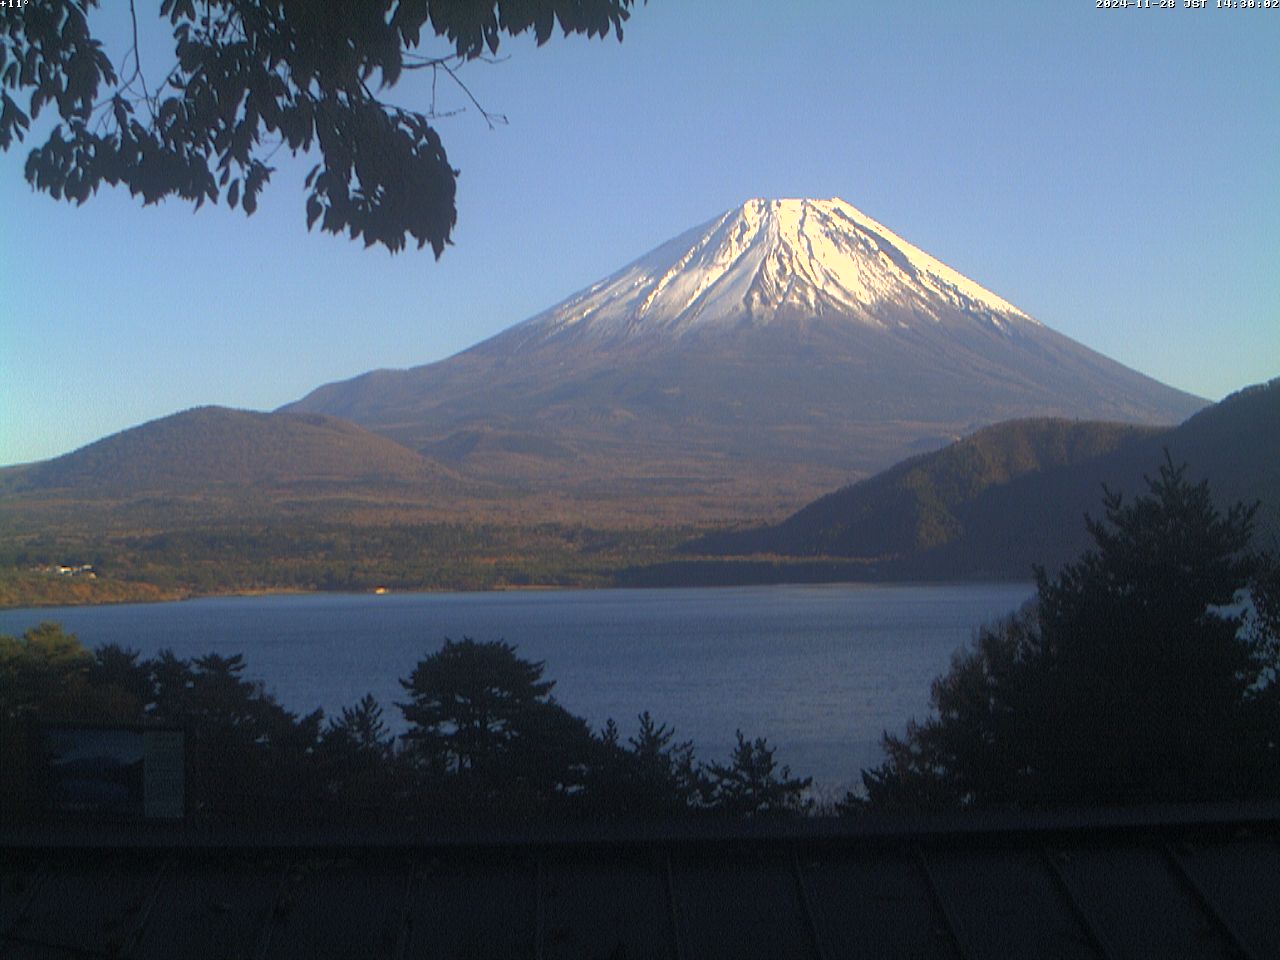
[1,1,1277,466]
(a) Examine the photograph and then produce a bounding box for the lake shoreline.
[2,555,1030,612]
[0,569,1028,613]
[0,582,1037,789]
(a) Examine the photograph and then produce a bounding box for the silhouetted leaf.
[2,0,640,252]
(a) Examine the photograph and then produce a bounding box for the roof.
[3,804,1278,959]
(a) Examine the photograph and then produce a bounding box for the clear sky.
[1,1,1277,466]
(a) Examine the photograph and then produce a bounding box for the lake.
[0,582,1035,795]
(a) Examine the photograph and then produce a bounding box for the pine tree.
[704,731,812,817]
[859,455,1279,809]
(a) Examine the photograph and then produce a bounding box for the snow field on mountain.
[525,198,1033,342]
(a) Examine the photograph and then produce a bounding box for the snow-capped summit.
[515,197,1032,344]
[287,197,1206,518]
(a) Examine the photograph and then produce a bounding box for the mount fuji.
[286,198,1205,518]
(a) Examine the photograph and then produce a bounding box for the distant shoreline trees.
[5,454,1276,824]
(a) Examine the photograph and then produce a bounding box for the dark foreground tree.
[586,712,706,820]
[858,456,1280,811]
[316,693,406,819]
[0,622,94,720]
[703,730,813,818]
[399,637,555,773]
[149,650,327,819]
[0,628,329,822]
[4,626,817,825]
[1,0,638,253]
[398,637,595,816]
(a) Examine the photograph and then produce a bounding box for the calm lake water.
[0,583,1034,794]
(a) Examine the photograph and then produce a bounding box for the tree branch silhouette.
[0,0,639,253]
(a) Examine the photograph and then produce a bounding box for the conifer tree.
[860,456,1280,809]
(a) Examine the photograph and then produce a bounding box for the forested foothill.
[3,454,1279,825]
[3,380,1274,607]
[697,378,1280,581]
[0,517,692,609]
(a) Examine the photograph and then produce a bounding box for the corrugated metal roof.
[3,805,1278,959]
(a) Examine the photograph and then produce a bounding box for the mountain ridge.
[0,406,457,494]
[696,418,1164,560]
[695,378,1279,578]
[286,197,1205,516]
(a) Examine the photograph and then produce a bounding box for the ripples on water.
[0,583,1034,793]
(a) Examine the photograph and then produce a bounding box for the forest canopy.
[859,457,1280,811]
